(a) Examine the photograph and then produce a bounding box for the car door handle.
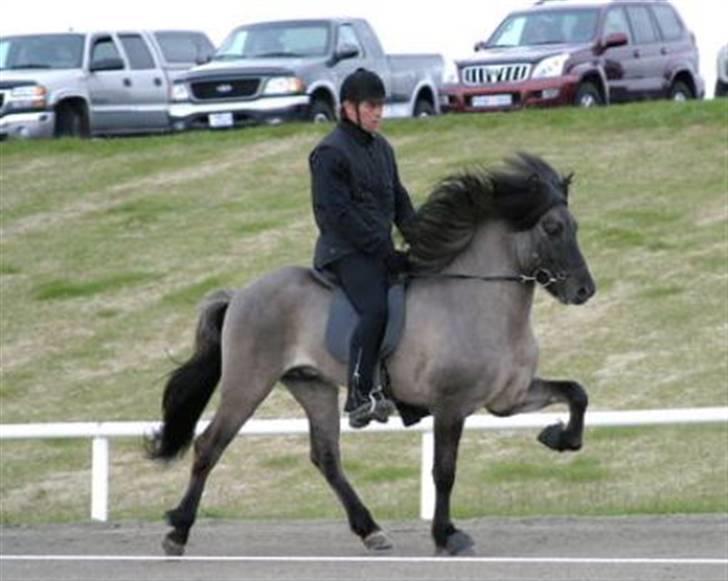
[660,47,668,55]
[123,78,132,87]
[633,49,641,58]
[154,77,162,87]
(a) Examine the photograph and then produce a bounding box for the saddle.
[309,268,430,426]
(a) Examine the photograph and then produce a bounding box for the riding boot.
[345,351,395,429]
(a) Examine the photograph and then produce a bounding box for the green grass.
[1,100,727,524]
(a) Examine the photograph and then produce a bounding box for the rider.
[309,68,416,428]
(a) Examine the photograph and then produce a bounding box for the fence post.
[420,431,434,520]
[91,436,109,522]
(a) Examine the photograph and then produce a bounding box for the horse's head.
[506,160,596,305]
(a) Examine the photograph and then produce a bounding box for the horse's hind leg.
[285,378,392,551]
[491,378,588,452]
[163,379,275,556]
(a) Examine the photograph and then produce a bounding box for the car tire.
[574,82,603,107]
[309,98,335,123]
[669,80,693,101]
[413,98,435,117]
[716,80,728,98]
[55,103,88,138]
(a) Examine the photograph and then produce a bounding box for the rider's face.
[343,100,384,133]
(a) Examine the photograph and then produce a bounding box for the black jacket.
[309,119,416,269]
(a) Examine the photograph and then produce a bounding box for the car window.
[652,5,684,41]
[216,23,330,59]
[91,36,123,66]
[154,31,214,64]
[119,34,155,70]
[0,34,84,70]
[337,24,365,56]
[489,8,599,47]
[626,5,659,44]
[603,7,633,43]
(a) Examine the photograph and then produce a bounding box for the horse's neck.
[441,221,534,326]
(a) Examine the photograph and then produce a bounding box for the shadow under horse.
[147,152,596,556]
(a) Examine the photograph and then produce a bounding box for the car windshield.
[154,31,215,64]
[0,34,85,70]
[214,22,330,60]
[487,9,599,47]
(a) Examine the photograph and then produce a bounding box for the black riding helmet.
[340,68,386,105]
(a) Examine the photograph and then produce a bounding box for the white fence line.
[2,407,727,522]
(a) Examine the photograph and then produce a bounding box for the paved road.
[1,515,727,580]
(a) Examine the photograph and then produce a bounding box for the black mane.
[403,152,572,272]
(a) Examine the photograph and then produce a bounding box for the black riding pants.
[331,253,389,401]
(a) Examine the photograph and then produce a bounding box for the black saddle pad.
[310,269,406,364]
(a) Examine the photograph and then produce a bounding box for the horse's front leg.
[491,378,588,452]
[431,414,474,556]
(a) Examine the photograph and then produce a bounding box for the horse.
[146,152,596,556]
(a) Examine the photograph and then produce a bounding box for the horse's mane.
[403,152,572,272]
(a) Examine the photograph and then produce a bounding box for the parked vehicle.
[168,18,445,131]
[0,30,214,139]
[716,44,728,97]
[441,0,704,113]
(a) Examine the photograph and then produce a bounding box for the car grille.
[462,63,531,85]
[191,78,260,100]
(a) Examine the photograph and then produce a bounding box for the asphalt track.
[1,515,727,581]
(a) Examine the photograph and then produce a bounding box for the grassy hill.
[1,101,726,524]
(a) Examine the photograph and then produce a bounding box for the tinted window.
[216,22,330,59]
[488,9,599,47]
[0,34,84,70]
[652,5,684,41]
[626,6,658,44]
[119,34,155,70]
[91,37,123,65]
[154,31,214,64]
[603,7,632,43]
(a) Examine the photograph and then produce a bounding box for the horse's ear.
[562,172,574,201]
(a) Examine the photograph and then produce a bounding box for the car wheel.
[716,80,728,98]
[669,80,693,101]
[413,98,435,117]
[309,98,335,123]
[55,103,88,138]
[574,82,603,107]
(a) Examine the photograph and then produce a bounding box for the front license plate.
[471,94,513,108]
[209,112,234,128]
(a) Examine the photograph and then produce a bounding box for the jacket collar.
[339,118,375,145]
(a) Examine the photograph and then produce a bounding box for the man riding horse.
[309,68,415,428]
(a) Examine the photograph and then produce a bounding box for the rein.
[406,268,566,288]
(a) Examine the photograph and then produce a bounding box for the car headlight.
[263,76,304,95]
[442,59,460,84]
[171,83,190,102]
[531,53,570,79]
[7,85,47,110]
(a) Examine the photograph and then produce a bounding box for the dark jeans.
[330,253,389,408]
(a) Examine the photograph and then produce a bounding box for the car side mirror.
[334,44,360,62]
[89,57,125,72]
[473,41,486,52]
[603,32,628,49]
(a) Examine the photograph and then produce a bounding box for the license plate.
[471,94,512,108]
[208,112,234,128]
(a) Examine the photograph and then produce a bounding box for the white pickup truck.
[169,18,445,130]
[0,30,214,139]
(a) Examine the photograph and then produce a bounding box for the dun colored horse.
[147,152,596,556]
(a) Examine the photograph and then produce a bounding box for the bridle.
[407,267,567,288]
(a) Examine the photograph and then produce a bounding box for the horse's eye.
[543,220,563,236]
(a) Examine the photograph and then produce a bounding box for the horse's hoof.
[538,422,582,452]
[162,534,186,557]
[436,530,475,556]
[363,530,393,551]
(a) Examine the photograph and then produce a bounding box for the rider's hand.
[384,250,412,275]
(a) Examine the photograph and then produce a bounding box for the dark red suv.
[441,0,705,112]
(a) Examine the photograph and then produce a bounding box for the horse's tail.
[146,289,233,462]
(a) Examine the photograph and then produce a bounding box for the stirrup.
[348,389,395,429]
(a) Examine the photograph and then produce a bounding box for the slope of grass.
[1,100,726,524]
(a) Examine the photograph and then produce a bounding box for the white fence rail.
[2,407,727,522]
